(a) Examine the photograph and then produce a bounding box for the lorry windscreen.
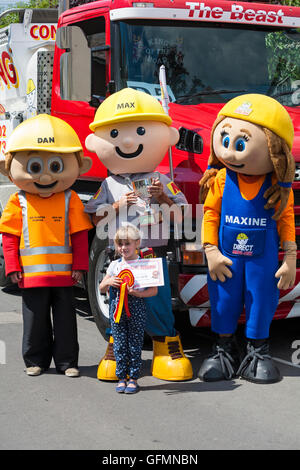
[115,20,300,107]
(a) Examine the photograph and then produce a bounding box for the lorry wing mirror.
[57,26,91,102]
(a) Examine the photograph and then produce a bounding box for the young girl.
[99,225,157,393]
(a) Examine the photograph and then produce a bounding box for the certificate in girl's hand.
[123,257,164,288]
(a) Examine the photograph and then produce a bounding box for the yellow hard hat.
[218,94,294,150]
[6,114,83,153]
[237,233,248,240]
[26,79,35,94]
[89,88,172,131]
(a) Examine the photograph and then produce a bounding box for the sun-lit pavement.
[0,285,300,451]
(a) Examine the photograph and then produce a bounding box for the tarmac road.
[0,284,300,453]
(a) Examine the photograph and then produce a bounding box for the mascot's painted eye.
[136,127,145,136]
[110,129,119,138]
[235,138,246,152]
[48,156,64,173]
[222,133,230,148]
[27,157,44,174]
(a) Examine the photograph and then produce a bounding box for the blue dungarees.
[207,169,280,339]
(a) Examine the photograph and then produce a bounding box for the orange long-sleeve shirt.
[203,168,295,248]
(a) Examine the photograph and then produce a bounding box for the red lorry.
[1,0,300,337]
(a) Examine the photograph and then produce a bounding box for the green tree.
[278,0,300,5]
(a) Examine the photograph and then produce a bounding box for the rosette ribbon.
[113,269,135,323]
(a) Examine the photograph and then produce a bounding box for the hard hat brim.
[6,145,83,154]
[89,112,172,131]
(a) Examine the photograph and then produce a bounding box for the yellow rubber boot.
[151,335,193,381]
[97,336,117,381]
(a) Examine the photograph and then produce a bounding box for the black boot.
[237,339,281,384]
[198,335,240,382]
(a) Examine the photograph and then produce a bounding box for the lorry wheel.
[87,234,111,339]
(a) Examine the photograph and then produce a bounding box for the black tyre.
[87,234,112,338]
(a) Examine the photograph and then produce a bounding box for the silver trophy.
[132,172,160,225]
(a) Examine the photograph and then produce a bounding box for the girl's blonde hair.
[114,224,141,244]
[199,115,295,220]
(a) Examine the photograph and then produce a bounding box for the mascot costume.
[198,94,296,384]
[0,115,93,377]
[85,87,193,381]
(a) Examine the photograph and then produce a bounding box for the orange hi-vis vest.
[18,190,73,282]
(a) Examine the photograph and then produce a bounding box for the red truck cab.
[50,0,300,335]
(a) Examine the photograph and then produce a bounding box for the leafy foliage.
[266,31,300,82]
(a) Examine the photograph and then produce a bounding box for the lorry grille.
[37,51,54,114]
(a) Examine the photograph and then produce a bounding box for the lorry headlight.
[132,2,154,6]
[181,243,206,266]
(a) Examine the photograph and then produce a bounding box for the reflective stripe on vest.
[18,190,73,277]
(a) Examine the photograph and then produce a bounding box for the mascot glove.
[275,241,297,290]
[204,244,233,282]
